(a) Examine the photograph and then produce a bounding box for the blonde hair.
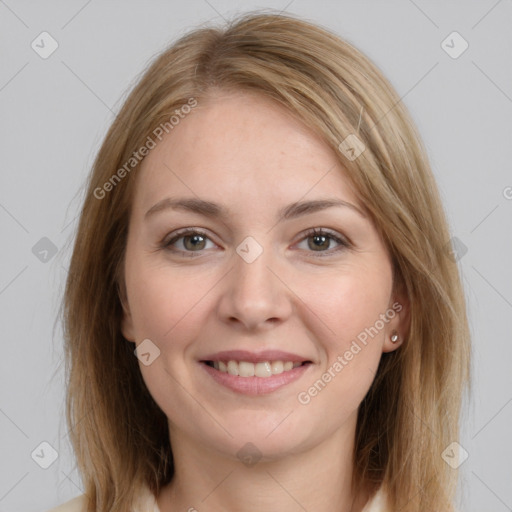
[61,11,471,512]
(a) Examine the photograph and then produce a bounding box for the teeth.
[271,361,283,374]
[211,360,305,377]
[239,361,254,377]
[255,362,272,378]
[227,360,239,375]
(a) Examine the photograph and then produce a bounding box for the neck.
[157,416,371,512]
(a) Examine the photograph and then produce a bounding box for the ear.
[382,280,410,354]
[118,280,136,343]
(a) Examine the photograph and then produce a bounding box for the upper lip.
[200,350,312,363]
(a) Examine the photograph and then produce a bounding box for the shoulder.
[45,494,87,512]
[44,485,159,512]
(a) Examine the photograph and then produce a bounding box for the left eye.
[295,228,348,254]
[162,228,348,256]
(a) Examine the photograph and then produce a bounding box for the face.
[121,90,408,460]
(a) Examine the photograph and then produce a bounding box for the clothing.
[46,483,386,511]
[362,486,386,512]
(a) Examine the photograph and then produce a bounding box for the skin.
[121,89,409,512]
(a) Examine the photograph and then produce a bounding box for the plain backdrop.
[1,1,511,511]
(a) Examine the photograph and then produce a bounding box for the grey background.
[1,1,511,511]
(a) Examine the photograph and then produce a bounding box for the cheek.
[296,265,393,350]
[292,266,392,416]
[125,260,216,415]
[125,255,216,343]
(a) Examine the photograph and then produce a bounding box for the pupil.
[310,235,329,251]
[185,235,205,250]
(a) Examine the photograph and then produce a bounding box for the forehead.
[133,91,361,212]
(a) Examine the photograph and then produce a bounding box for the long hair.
[61,11,471,512]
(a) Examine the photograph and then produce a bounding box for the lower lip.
[200,362,312,395]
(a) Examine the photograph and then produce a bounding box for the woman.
[50,11,471,512]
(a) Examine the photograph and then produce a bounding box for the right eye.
[162,229,218,255]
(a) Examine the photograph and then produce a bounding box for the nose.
[216,245,293,332]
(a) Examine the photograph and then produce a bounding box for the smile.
[200,360,312,395]
[204,360,308,377]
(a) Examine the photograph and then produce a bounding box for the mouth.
[198,350,314,394]
[201,359,312,378]
[198,351,313,395]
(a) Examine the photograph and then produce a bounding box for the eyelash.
[161,227,350,258]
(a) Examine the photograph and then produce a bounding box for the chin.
[213,410,320,458]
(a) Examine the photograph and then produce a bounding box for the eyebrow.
[144,197,367,222]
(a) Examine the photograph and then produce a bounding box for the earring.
[390,330,399,343]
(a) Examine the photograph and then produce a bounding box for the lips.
[199,350,313,395]
[200,349,311,364]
